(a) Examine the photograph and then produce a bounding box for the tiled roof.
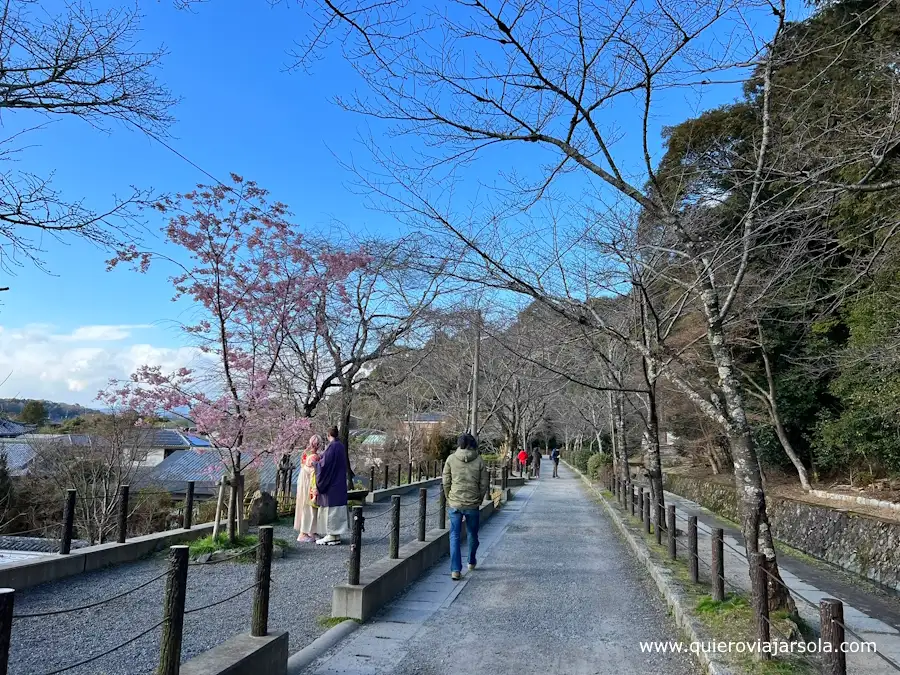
[148,429,210,448]
[402,412,448,423]
[140,449,298,495]
[0,536,88,553]
[0,443,36,476]
[0,418,29,437]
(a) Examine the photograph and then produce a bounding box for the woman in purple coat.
[314,427,349,545]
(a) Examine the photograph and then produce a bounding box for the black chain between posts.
[37,619,166,675]
[833,618,900,672]
[184,581,260,615]
[13,569,169,619]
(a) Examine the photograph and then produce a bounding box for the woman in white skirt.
[293,435,321,542]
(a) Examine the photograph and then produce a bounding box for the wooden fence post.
[370,466,376,493]
[184,481,195,530]
[638,490,644,521]
[407,462,413,485]
[389,496,401,559]
[349,507,364,585]
[630,486,636,516]
[157,546,189,675]
[397,464,402,487]
[251,526,273,637]
[117,484,130,544]
[60,489,76,555]
[643,492,651,534]
[656,503,664,545]
[383,464,389,490]
[820,598,847,675]
[750,553,770,659]
[439,489,447,530]
[667,505,676,559]
[688,516,698,583]
[712,528,725,602]
[0,588,13,675]
[418,488,427,542]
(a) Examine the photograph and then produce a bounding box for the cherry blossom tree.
[104,175,368,541]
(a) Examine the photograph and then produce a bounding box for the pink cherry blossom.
[103,176,370,477]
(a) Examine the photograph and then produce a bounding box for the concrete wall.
[181,632,288,675]
[663,474,900,592]
[333,499,498,621]
[0,522,215,591]
[366,477,443,503]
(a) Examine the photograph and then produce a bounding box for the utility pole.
[468,313,481,443]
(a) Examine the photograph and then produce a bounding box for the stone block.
[181,632,289,675]
[248,491,277,526]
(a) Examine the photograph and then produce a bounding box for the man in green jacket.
[443,433,490,580]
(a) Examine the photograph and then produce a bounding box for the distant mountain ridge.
[0,398,100,422]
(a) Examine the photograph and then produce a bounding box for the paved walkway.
[662,490,900,674]
[306,465,697,674]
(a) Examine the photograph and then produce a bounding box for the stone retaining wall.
[663,474,900,593]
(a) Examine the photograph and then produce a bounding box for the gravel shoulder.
[8,484,443,675]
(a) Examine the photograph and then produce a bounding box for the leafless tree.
[295,0,810,608]
[25,413,155,544]
[274,235,450,481]
[0,0,174,274]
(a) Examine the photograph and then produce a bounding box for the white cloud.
[64,325,152,342]
[0,324,200,406]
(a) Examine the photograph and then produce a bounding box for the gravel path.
[8,484,444,675]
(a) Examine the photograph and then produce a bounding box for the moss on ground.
[317,615,359,628]
[189,533,258,558]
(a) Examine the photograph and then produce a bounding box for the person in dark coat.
[314,426,349,546]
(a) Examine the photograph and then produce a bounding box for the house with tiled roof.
[0,428,214,476]
[0,418,31,438]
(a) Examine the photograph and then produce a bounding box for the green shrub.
[572,448,593,472]
[480,453,499,464]
[587,452,611,480]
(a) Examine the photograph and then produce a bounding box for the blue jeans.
[449,507,480,573]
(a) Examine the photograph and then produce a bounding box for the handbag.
[308,470,319,508]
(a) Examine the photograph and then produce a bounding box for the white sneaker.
[315,535,341,546]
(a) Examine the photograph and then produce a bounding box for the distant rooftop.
[0,418,31,438]
[0,535,88,553]
[401,412,448,424]
[141,449,298,496]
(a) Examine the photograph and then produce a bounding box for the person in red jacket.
[517,449,528,477]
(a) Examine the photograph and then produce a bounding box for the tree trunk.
[615,390,628,483]
[708,320,795,613]
[226,474,238,544]
[755,323,811,490]
[643,381,665,522]
[339,388,355,488]
[766,387,811,490]
[236,473,246,537]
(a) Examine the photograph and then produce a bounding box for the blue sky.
[0,0,790,404]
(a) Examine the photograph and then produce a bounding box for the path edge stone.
[286,619,360,674]
[564,462,735,675]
